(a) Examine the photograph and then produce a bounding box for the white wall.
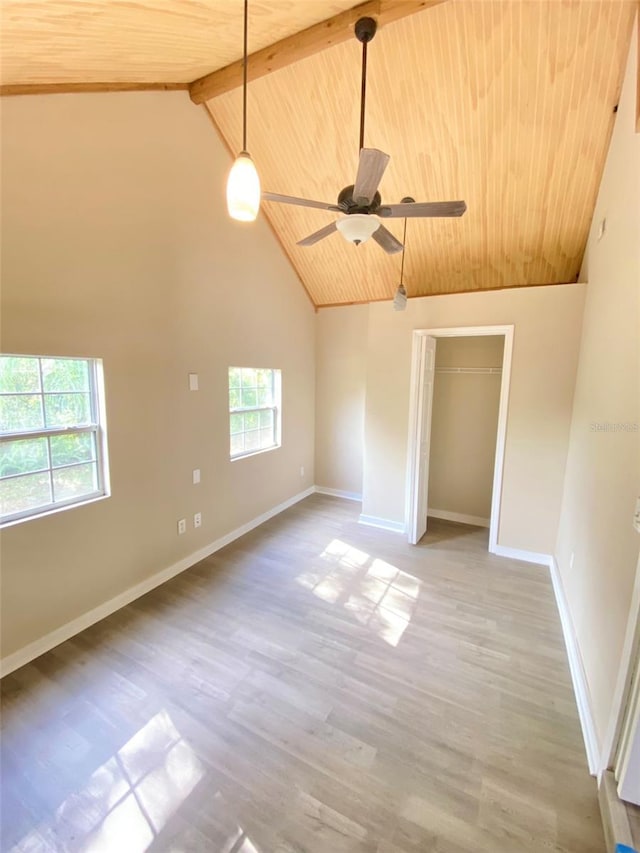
[554,26,640,751]
[315,305,367,496]
[428,336,504,522]
[361,285,585,553]
[315,285,585,554]
[0,92,316,660]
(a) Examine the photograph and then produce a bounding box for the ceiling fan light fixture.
[336,214,380,245]
[227,151,261,222]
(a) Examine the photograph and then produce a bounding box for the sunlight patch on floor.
[13,710,205,853]
[296,540,422,647]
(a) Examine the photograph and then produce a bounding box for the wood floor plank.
[1,496,604,851]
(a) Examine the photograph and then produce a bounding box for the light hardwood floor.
[1,495,604,852]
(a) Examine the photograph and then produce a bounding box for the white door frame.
[407,335,437,545]
[600,552,640,787]
[405,324,515,551]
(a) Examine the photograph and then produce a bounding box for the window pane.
[50,433,95,468]
[230,413,244,435]
[228,367,241,389]
[0,472,51,516]
[259,410,274,429]
[52,462,97,501]
[0,394,44,432]
[0,357,40,393]
[259,428,275,448]
[0,437,49,477]
[244,411,259,430]
[244,430,261,452]
[256,369,271,389]
[44,393,91,428]
[241,388,257,408]
[229,388,241,409]
[241,368,257,388]
[41,358,90,392]
[230,433,244,456]
[257,388,273,406]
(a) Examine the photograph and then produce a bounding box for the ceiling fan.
[262,16,467,254]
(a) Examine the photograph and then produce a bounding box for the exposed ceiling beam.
[0,82,188,97]
[189,0,445,105]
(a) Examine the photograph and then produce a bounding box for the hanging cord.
[359,38,367,152]
[399,218,408,285]
[242,0,248,152]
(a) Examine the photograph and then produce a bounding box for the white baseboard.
[358,514,406,534]
[428,508,490,528]
[491,543,552,566]
[549,556,600,775]
[315,486,362,502]
[0,486,315,678]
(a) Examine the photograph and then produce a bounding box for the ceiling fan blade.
[372,225,404,255]
[353,148,390,205]
[378,200,467,218]
[297,221,338,247]
[263,191,342,212]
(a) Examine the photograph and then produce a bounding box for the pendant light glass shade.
[336,214,380,245]
[227,152,261,222]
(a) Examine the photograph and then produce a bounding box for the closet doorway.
[405,325,514,550]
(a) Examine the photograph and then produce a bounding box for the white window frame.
[229,367,282,461]
[0,354,110,527]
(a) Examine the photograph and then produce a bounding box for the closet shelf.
[436,366,502,375]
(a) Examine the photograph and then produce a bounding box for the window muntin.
[229,367,281,459]
[0,355,108,525]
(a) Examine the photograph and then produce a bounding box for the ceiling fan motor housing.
[338,184,381,213]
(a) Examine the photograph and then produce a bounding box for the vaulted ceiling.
[1,1,637,307]
[0,1,359,85]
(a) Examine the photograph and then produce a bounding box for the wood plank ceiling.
[0,0,359,85]
[1,1,636,306]
[206,1,636,305]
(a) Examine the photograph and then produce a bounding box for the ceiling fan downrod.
[355,16,378,153]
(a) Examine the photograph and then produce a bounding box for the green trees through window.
[0,355,107,524]
[228,367,281,459]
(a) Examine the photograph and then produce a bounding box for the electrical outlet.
[300,466,305,478]
[194,512,202,529]
[193,468,201,485]
[177,519,186,535]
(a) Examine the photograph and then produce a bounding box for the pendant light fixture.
[393,199,413,311]
[226,0,260,222]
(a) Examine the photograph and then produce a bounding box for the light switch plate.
[188,373,199,391]
[193,468,201,485]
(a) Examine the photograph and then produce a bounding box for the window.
[228,367,281,459]
[0,355,109,525]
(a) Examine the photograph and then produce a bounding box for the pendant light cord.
[399,218,408,284]
[359,38,367,152]
[242,0,248,152]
